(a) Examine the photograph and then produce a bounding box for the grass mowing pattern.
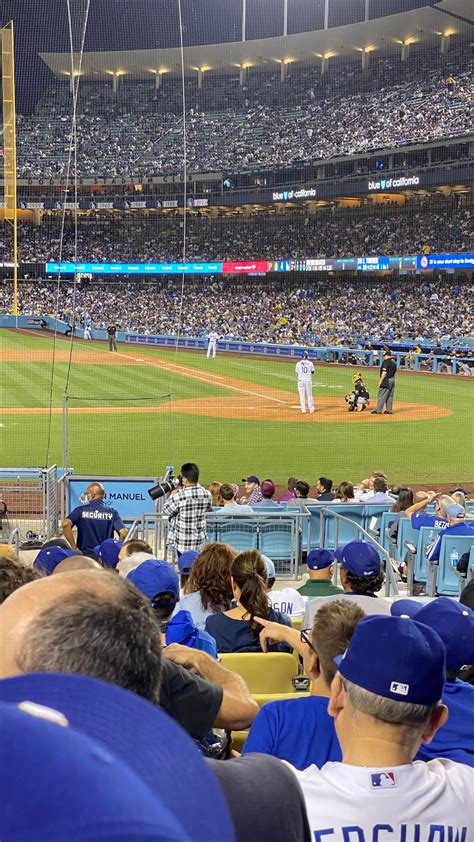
[1,329,472,484]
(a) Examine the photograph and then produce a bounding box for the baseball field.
[0,328,472,487]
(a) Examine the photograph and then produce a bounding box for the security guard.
[63,482,128,557]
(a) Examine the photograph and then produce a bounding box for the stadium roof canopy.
[40,0,473,80]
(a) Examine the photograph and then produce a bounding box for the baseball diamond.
[0,330,469,484]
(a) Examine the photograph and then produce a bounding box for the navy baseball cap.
[0,673,234,842]
[34,546,76,575]
[178,549,199,574]
[307,548,335,570]
[335,615,446,705]
[242,475,260,484]
[127,559,179,600]
[408,598,474,672]
[94,538,123,568]
[335,540,381,577]
[0,697,191,842]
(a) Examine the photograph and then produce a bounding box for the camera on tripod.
[148,468,183,501]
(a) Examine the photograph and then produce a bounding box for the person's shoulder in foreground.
[287,615,474,837]
[209,753,311,842]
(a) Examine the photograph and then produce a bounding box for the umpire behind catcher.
[372,351,397,415]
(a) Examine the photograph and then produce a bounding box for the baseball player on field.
[295,351,315,414]
[206,331,220,359]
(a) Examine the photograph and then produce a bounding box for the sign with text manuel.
[66,476,156,520]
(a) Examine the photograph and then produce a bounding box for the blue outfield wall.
[1,314,471,373]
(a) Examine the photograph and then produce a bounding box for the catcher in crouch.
[345,372,370,412]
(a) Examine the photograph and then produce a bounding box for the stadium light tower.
[1,20,18,315]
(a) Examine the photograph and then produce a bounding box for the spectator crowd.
[2,200,471,263]
[1,274,472,348]
[0,463,472,839]
[5,44,471,178]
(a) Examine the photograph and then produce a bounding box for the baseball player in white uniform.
[288,615,474,840]
[206,331,220,359]
[83,313,92,341]
[295,351,315,414]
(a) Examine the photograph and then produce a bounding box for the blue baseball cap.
[307,548,335,570]
[261,554,276,578]
[335,615,446,705]
[0,697,191,841]
[0,673,234,842]
[408,598,474,672]
[127,559,179,601]
[94,538,123,567]
[178,549,199,574]
[34,546,76,575]
[391,598,427,619]
[335,540,381,577]
[94,538,123,568]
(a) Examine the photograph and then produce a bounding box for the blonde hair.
[452,491,466,509]
[208,482,223,507]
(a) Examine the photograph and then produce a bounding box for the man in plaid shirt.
[162,463,212,557]
[241,475,263,505]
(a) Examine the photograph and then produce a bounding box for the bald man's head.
[0,571,162,702]
[52,555,102,575]
[87,482,105,500]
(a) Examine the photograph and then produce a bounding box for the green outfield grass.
[1,329,472,486]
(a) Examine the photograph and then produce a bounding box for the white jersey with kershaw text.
[295,360,315,382]
[288,759,473,842]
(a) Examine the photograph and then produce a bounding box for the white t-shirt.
[289,759,474,841]
[269,588,307,617]
[295,360,315,382]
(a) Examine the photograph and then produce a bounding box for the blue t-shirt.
[427,523,474,562]
[243,695,341,770]
[415,679,474,767]
[205,609,292,653]
[411,513,448,531]
[67,500,125,556]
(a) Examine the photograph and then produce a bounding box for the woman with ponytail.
[205,550,292,653]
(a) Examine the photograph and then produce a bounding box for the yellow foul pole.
[1,21,18,315]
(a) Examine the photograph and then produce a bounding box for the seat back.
[219,652,298,694]
[396,517,420,562]
[414,527,442,583]
[259,520,294,576]
[324,506,366,548]
[215,520,258,552]
[437,535,474,596]
[379,512,398,550]
[363,504,392,533]
[306,505,324,549]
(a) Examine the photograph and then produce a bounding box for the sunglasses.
[300,628,318,657]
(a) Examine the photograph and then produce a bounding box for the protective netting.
[64,394,174,475]
[0,0,472,485]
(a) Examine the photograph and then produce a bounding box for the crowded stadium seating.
[2,275,472,350]
[6,44,472,179]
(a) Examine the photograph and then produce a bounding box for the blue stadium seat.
[215,520,258,552]
[414,526,442,583]
[324,506,366,549]
[395,517,420,563]
[363,504,392,534]
[379,512,398,551]
[436,535,474,596]
[305,505,325,549]
[259,520,293,561]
